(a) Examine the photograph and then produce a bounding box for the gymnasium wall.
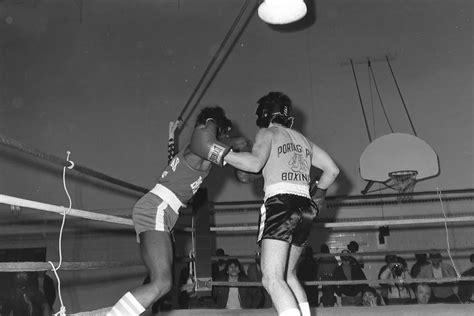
[0,0,472,313]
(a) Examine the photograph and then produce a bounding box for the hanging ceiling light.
[258,0,307,25]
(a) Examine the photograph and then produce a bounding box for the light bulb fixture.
[258,0,307,25]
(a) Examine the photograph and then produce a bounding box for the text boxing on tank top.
[157,148,211,204]
[263,125,313,200]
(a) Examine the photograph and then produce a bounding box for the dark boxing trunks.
[257,194,318,247]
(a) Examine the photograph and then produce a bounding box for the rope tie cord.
[48,151,74,316]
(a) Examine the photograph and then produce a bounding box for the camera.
[391,262,404,277]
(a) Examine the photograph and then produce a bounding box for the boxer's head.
[256,92,294,128]
[196,106,232,138]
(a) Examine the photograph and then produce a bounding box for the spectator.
[212,248,228,280]
[458,253,474,303]
[410,253,430,278]
[378,255,415,305]
[334,250,367,306]
[37,272,55,311]
[4,272,51,316]
[297,246,319,307]
[416,283,433,304]
[317,244,338,307]
[347,241,364,268]
[361,286,385,307]
[247,252,272,308]
[213,259,262,309]
[417,251,459,303]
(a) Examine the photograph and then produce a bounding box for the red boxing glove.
[189,124,231,167]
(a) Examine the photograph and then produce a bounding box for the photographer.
[379,255,415,305]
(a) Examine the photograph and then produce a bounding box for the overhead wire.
[177,0,252,124]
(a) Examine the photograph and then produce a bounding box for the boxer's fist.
[224,136,252,152]
[189,123,231,166]
[222,137,257,183]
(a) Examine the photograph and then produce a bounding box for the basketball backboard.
[360,133,439,183]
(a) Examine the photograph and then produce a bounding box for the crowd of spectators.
[161,245,474,314]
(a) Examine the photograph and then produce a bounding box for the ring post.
[192,188,213,298]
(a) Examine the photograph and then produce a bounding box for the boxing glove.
[222,136,258,183]
[312,187,327,212]
[223,136,252,153]
[189,124,231,167]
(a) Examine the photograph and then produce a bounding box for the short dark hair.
[225,259,242,272]
[470,253,474,263]
[362,286,378,296]
[429,252,442,259]
[196,106,232,136]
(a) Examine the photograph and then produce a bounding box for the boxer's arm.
[310,142,339,190]
[168,120,182,163]
[224,128,272,173]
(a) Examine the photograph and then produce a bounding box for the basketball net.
[388,170,418,201]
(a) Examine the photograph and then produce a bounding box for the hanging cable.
[181,0,258,124]
[368,58,376,138]
[368,58,394,133]
[385,55,418,136]
[350,59,372,142]
[177,0,251,123]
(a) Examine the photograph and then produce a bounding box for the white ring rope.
[178,275,474,292]
[0,195,133,226]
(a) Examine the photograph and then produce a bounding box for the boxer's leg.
[261,238,300,316]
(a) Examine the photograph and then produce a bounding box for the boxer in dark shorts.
[257,194,318,247]
[225,92,339,316]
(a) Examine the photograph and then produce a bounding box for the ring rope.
[2,192,471,229]
[0,261,144,272]
[179,214,474,232]
[0,133,147,194]
[180,275,474,292]
[0,194,133,226]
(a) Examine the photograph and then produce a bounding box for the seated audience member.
[361,286,385,307]
[379,255,415,305]
[416,283,433,304]
[410,253,430,278]
[38,272,55,311]
[417,251,460,303]
[317,244,338,307]
[212,248,228,280]
[297,246,319,307]
[4,272,51,316]
[247,252,272,308]
[334,250,367,306]
[347,241,364,268]
[213,259,261,309]
[458,253,474,303]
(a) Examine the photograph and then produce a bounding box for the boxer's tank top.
[262,126,313,200]
[157,148,210,204]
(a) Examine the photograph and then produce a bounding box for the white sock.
[279,308,301,316]
[299,302,311,316]
[107,292,145,316]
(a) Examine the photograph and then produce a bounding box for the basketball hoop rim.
[388,170,419,178]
